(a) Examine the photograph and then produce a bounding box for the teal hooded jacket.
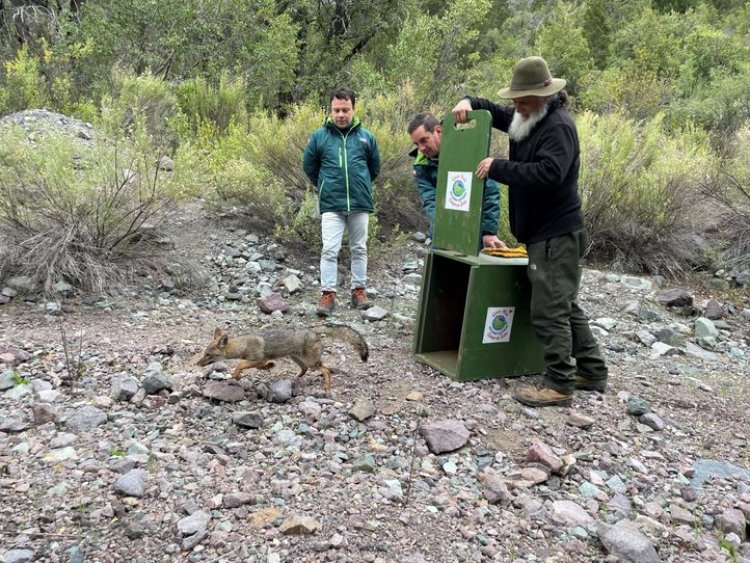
[303,117,381,213]
[409,147,500,238]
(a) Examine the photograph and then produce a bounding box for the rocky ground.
[2,201,750,563]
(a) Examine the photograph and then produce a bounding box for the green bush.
[98,68,178,147]
[175,74,248,136]
[0,125,192,294]
[705,126,750,271]
[1,45,46,112]
[578,111,715,274]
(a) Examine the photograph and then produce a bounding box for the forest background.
[0,0,749,294]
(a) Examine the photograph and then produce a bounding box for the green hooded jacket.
[303,117,381,213]
[409,147,500,238]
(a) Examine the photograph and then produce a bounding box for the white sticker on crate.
[444,171,472,212]
[483,307,515,344]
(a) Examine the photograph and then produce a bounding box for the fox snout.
[196,353,213,367]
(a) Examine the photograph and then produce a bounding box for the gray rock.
[1,286,18,297]
[361,305,388,321]
[691,459,750,488]
[593,317,618,331]
[656,327,686,347]
[142,373,173,394]
[203,380,246,402]
[5,275,37,294]
[222,492,258,508]
[683,341,718,361]
[114,469,146,497]
[704,299,724,320]
[158,155,174,171]
[37,389,62,403]
[598,520,661,563]
[182,530,208,551]
[550,500,594,528]
[232,411,263,429]
[627,395,651,416]
[526,442,563,474]
[256,379,293,403]
[279,274,302,294]
[257,292,288,314]
[639,413,665,431]
[0,370,16,390]
[2,549,35,563]
[669,503,695,525]
[177,510,211,536]
[32,403,59,425]
[112,375,140,400]
[715,508,747,539]
[53,281,74,296]
[349,398,376,422]
[64,544,85,563]
[280,514,322,535]
[422,420,470,454]
[694,317,719,339]
[65,406,107,431]
[481,474,512,506]
[4,383,31,399]
[656,288,693,307]
[298,400,322,421]
[636,330,657,347]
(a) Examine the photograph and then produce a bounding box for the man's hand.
[482,235,508,249]
[452,99,473,123]
[476,157,495,179]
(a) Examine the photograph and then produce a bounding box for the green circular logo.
[492,315,508,332]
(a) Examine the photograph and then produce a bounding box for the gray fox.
[197,324,369,392]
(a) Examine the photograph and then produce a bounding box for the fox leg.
[233,359,271,380]
[291,357,308,377]
[319,364,333,392]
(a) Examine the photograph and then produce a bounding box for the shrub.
[0,124,193,295]
[703,126,750,271]
[1,45,46,112]
[175,74,248,136]
[578,111,715,275]
[98,68,179,148]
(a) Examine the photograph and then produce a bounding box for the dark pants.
[526,229,608,394]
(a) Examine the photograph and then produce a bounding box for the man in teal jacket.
[407,112,505,249]
[303,87,381,316]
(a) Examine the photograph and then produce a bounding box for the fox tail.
[315,324,369,362]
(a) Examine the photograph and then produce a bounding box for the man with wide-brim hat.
[452,56,609,408]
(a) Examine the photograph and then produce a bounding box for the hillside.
[1,203,750,563]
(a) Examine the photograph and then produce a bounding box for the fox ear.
[219,335,229,347]
[213,327,223,339]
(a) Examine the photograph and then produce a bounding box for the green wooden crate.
[413,111,544,380]
[414,250,545,380]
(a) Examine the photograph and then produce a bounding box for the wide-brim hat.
[498,56,566,99]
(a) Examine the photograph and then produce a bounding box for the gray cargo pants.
[526,229,608,394]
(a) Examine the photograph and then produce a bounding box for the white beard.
[508,103,549,142]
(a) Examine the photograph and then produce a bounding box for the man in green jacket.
[303,87,381,316]
[407,112,505,249]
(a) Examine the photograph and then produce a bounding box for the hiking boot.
[575,375,608,393]
[316,291,336,317]
[350,287,372,310]
[514,384,574,407]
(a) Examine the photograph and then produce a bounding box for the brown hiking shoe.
[514,384,574,407]
[316,291,336,317]
[350,287,372,310]
[575,375,608,393]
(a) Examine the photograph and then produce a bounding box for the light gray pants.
[320,211,368,292]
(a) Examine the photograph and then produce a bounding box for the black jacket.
[466,95,584,244]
